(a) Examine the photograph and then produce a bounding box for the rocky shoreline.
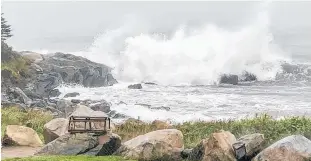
[2,51,311,161]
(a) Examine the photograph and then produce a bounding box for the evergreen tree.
[1,13,13,41]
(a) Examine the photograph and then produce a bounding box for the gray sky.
[2,1,311,52]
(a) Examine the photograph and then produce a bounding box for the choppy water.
[3,1,311,122]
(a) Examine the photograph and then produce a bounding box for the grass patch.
[1,107,53,140]
[115,114,311,148]
[1,107,311,149]
[2,155,136,161]
[1,57,30,78]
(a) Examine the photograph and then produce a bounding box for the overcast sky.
[2,1,311,51]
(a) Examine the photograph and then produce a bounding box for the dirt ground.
[1,146,41,159]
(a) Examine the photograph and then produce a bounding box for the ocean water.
[4,1,311,123]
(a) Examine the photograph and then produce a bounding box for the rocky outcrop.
[7,87,32,106]
[64,92,80,98]
[43,118,69,144]
[36,133,121,156]
[34,72,63,97]
[232,133,265,160]
[128,84,142,89]
[49,89,61,97]
[188,130,236,161]
[37,52,117,88]
[2,125,43,147]
[115,129,184,161]
[220,74,238,85]
[253,135,311,161]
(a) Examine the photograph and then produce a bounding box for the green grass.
[116,114,311,148]
[2,107,311,149]
[1,107,53,140]
[2,155,136,161]
[1,57,29,78]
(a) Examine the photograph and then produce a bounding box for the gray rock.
[181,149,192,159]
[35,133,98,155]
[64,92,80,98]
[151,106,171,111]
[253,135,311,161]
[56,99,73,113]
[108,110,128,119]
[83,133,121,156]
[220,74,238,85]
[232,133,264,160]
[49,89,61,97]
[128,84,142,89]
[30,99,48,108]
[7,87,32,106]
[240,71,257,82]
[71,99,81,104]
[144,82,157,85]
[34,72,62,97]
[1,101,27,112]
[90,100,111,113]
[29,63,43,74]
[37,52,117,88]
[135,103,151,108]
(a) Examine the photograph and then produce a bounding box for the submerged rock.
[128,84,142,89]
[64,92,80,98]
[240,71,257,82]
[220,74,238,85]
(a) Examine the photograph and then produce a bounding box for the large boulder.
[188,130,237,161]
[253,135,311,161]
[37,52,117,87]
[220,74,238,85]
[83,133,121,156]
[232,133,265,160]
[43,118,69,144]
[2,125,43,147]
[36,133,121,156]
[115,129,184,161]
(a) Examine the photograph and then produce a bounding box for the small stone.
[64,92,80,98]
[128,84,142,89]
